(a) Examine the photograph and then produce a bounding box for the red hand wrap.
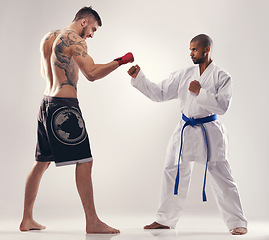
[114,52,134,66]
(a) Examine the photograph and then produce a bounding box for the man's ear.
[80,18,88,27]
[205,46,210,54]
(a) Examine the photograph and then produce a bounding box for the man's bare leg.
[19,161,50,231]
[75,161,120,234]
[144,222,170,229]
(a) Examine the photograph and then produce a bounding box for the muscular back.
[40,30,88,98]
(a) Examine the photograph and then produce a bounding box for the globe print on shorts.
[51,106,87,145]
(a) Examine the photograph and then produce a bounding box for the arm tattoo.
[73,47,83,57]
[82,51,87,58]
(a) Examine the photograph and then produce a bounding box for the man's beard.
[192,58,203,64]
[192,51,206,64]
[80,27,86,38]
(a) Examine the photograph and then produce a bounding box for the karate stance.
[128,34,247,235]
[19,6,134,233]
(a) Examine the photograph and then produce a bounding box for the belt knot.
[187,118,198,127]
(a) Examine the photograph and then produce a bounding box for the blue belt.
[174,114,217,202]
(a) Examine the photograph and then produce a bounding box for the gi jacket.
[131,62,232,164]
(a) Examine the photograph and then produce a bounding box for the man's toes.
[230,227,248,235]
[144,222,169,229]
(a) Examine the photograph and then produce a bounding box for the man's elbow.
[86,73,98,82]
[216,108,227,116]
[215,95,231,115]
[217,102,230,115]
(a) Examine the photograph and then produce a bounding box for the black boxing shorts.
[35,96,92,167]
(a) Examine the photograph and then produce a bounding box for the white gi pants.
[156,155,248,230]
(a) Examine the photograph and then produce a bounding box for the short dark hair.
[191,34,213,49]
[73,6,102,27]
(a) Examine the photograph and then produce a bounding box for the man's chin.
[192,59,202,64]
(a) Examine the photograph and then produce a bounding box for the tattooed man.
[19,6,133,233]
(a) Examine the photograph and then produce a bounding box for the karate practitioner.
[128,34,248,235]
[19,6,134,233]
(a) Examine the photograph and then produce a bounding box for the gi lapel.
[198,62,215,86]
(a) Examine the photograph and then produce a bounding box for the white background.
[0,0,268,224]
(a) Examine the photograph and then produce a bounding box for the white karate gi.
[131,62,247,230]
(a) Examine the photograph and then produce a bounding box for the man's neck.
[199,58,213,75]
[64,23,81,36]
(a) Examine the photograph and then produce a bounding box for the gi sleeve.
[131,70,181,102]
[196,72,232,115]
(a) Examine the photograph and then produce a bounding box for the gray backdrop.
[1,0,268,222]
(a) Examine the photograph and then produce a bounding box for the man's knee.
[76,161,93,171]
[35,161,51,171]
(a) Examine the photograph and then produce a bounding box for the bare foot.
[144,221,170,229]
[19,218,46,231]
[230,227,248,235]
[86,219,120,234]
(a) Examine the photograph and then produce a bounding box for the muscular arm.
[72,40,119,81]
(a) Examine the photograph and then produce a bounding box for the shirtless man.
[19,6,133,233]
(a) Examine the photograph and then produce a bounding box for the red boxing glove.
[114,52,134,66]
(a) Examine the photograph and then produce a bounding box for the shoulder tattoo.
[45,30,60,41]
[73,39,87,58]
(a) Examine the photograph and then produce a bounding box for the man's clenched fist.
[189,80,201,95]
[128,65,140,78]
[114,52,134,66]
